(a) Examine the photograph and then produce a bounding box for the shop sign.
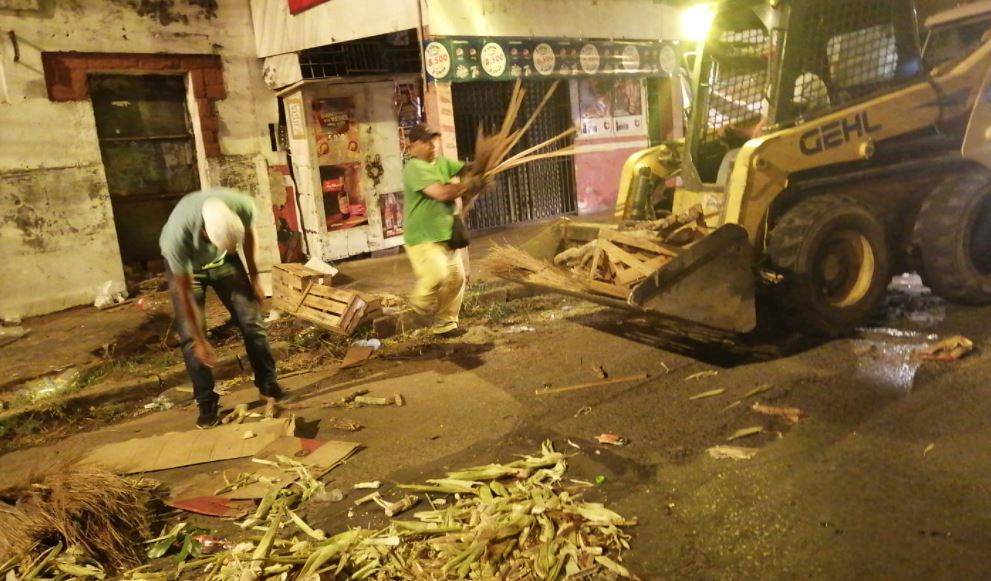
[579,44,601,75]
[659,44,678,75]
[481,42,508,77]
[533,43,556,76]
[622,45,641,72]
[424,42,452,80]
[424,37,679,82]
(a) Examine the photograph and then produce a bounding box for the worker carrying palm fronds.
[402,124,490,338]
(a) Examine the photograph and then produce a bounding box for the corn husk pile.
[461,80,576,212]
[489,205,710,300]
[0,464,157,577]
[121,441,637,581]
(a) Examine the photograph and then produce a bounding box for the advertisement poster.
[579,79,614,136]
[612,79,645,135]
[579,79,645,137]
[312,97,360,165]
[451,40,480,81]
[288,0,332,15]
[395,82,423,164]
[379,191,405,238]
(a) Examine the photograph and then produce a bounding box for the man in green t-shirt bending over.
[402,124,481,337]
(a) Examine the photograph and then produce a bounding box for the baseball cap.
[408,123,441,143]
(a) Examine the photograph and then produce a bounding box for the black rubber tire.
[767,195,891,337]
[914,170,991,305]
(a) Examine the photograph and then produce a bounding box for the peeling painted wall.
[426,0,682,40]
[0,0,280,318]
[250,0,420,58]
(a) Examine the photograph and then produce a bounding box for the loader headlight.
[681,4,715,42]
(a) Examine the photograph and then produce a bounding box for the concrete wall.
[425,0,681,40]
[251,0,421,58]
[0,0,280,318]
[250,0,682,61]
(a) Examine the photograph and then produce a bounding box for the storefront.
[424,36,681,217]
[280,74,423,261]
[249,0,684,261]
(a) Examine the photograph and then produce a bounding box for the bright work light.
[681,4,715,42]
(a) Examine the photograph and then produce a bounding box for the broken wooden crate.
[272,264,382,335]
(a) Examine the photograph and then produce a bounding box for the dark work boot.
[196,399,220,429]
[259,382,292,403]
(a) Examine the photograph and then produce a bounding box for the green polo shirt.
[402,156,465,246]
[159,188,255,275]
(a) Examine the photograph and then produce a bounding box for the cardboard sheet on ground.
[81,419,291,473]
[167,496,256,519]
[172,437,360,503]
[340,346,375,369]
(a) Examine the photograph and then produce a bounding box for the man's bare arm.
[173,274,216,366]
[422,182,468,203]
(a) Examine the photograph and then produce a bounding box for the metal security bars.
[299,31,422,80]
[695,7,770,182]
[783,0,910,123]
[452,81,577,231]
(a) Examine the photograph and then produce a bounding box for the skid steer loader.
[506,0,991,336]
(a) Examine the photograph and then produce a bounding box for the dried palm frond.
[462,80,577,212]
[485,244,591,292]
[0,464,157,573]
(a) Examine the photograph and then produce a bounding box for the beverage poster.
[612,79,645,136]
[579,79,614,136]
[578,79,646,137]
[379,191,405,238]
[312,97,360,164]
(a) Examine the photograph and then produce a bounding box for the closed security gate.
[452,81,576,230]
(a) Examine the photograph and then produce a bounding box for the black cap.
[408,123,441,143]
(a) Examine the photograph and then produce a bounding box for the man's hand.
[250,273,266,306]
[463,174,494,198]
[194,338,217,367]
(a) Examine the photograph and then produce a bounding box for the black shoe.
[259,382,292,402]
[196,400,219,429]
[434,327,466,339]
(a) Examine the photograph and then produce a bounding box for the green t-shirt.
[159,188,256,275]
[402,156,465,246]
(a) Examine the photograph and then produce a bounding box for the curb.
[0,341,290,432]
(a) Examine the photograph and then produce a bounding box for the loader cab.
[684,0,924,189]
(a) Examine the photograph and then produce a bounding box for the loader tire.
[914,170,991,305]
[767,195,890,337]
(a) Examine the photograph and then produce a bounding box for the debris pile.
[488,205,709,300]
[107,441,637,580]
[0,465,157,577]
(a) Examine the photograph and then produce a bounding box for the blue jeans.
[166,255,277,407]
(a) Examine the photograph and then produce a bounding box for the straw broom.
[462,80,577,212]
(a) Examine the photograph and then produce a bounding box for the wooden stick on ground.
[535,372,650,396]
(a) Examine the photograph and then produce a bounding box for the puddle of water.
[852,337,929,393]
[853,274,949,392]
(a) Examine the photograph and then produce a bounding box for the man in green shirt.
[160,188,285,428]
[402,124,481,337]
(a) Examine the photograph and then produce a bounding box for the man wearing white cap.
[160,188,284,428]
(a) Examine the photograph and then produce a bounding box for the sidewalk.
[0,212,612,397]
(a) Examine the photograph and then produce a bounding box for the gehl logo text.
[800,111,882,156]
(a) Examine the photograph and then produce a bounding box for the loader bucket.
[514,220,757,333]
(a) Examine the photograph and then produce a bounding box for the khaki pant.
[406,242,466,334]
